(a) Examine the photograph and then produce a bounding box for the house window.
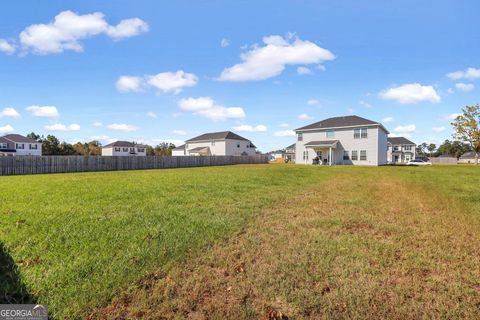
[29,144,38,150]
[211,141,215,146]
[343,150,349,160]
[0,143,7,149]
[298,133,303,141]
[115,147,121,152]
[354,128,368,139]
[326,130,335,138]
[237,143,240,148]
[130,148,134,153]
[137,148,145,153]
[16,143,24,149]
[123,147,129,152]
[361,128,368,138]
[351,150,358,160]
[404,145,412,151]
[303,151,308,160]
[360,150,367,161]
[393,146,399,151]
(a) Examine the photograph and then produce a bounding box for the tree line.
[26,133,176,156]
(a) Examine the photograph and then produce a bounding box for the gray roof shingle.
[387,137,415,145]
[2,134,38,143]
[186,131,250,142]
[296,115,385,132]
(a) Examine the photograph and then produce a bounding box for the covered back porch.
[304,140,339,166]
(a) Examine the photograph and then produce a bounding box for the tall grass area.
[0,165,334,318]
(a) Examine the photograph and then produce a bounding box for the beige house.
[101,141,147,156]
[387,137,416,164]
[295,115,389,166]
[172,131,257,156]
[0,134,42,156]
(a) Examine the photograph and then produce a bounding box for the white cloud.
[146,111,157,118]
[91,135,117,144]
[117,71,198,94]
[0,39,15,54]
[19,10,148,54]
[0,124,14,134]
[172,130,187,135]
[394,124,416,134]
[116,76,144,92]
[432,126,446,133]
[26,105,59,118]
[220,38,230,48]
[218,34,335,81]
[274,130,296,137]
[44,123,81,131]
[447,88,454,94]
[178,97,246,121]
[455,82,474,92]
[445,113,460,121]
[379,83,441,104]
[93,121,103,127]
[0,107,20,118]
[232,124,267,132]
[307,99,320,106]
[347,108,355,113]
[107,123,138,132]
[298,113,313,120]
[447,67,480,80]
[382,117,394,123]
[147,71,198,94]
[279,123,289,128]
[388,133,411,138]
[359,100,373,108]
[105,18,149,40]
[297,66,312,75]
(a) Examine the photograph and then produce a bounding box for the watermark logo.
[0,304,48,320]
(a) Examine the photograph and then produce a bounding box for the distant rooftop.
[186,131,250,142]
[296,115,388,133]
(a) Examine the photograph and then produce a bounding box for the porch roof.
[304,140,339,148]
[188,146,210,153]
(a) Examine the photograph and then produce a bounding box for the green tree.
[436,139,472,158]
[427,143,437,157]
[452,105,480,165]
[42,135,61,155]
[26,132,41,141]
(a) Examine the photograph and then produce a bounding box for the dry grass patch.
[90,168,480,319]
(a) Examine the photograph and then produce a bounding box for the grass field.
[1,164,479,319]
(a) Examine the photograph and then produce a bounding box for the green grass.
[0,165,335,318]
[1,164,479,319]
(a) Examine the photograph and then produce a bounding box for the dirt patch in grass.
[89,169,480,319]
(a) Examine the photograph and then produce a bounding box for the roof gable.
[103,141,136,148]
[296,115,383,131]
[2,134,38,144]
[186,131,250,142]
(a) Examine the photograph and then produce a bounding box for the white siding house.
[101,141,147,156]
[0,134,42,156]
[387,137,416,164]
[295,115,389,166]
[173,131,257,156]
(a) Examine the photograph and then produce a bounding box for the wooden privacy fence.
[428,157,458,165]
[0,155,268,176]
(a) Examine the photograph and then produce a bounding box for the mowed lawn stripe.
[89,166,480,319]
[0,164,336,319]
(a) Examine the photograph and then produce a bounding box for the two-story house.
[0,134,42,156]
[101,141,147,156]
[172,131,257,156]
[387,137,416,164]
[295,115,389,166]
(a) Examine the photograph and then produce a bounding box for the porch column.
[329,147,332,166]
[304,146,307,165]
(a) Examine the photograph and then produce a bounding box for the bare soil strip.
[89,170,480,319]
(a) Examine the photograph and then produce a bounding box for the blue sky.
[0,0,479,151]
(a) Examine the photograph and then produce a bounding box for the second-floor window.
[29,144,38,150]
[115,147,121,152]
[393,146,399,151]
[16,143,24,149]
[123,147,128,152]
[354,128,368,139]
[404,145,412,151]
[137,148,145,153]
[298,133,303,141]
[326,130,335,138]
[0,143,7,149]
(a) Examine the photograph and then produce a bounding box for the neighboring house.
[101,141,147,156]
[387,137,416,164]
[268,143,296,162]
[295,115,389,166]
[458,151,479,164]
[172,131,257,156]
[0,134,42,156]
